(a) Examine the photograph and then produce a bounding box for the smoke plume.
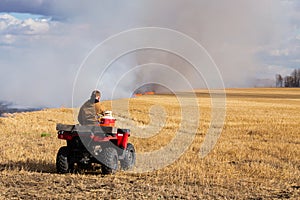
[0,0,289,107]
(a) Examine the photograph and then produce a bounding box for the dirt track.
[0,88,299,199]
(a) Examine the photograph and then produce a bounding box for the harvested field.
[0,88,299,199]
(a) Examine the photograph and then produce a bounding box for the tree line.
[276,68,300,87]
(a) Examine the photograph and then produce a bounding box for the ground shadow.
[0,160,106,175]
[0,159,56,173]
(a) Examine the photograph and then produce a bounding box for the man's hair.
[90,90,101,100]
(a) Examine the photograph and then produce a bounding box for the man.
[78,90,105,125]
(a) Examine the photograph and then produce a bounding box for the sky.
[0,0,299,107]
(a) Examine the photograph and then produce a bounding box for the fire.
[145,91,155,95]
[134,93,143,97]
[134,91,155,97]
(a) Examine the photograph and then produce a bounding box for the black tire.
[101,147,119,174]
[56,146,72,174]
[120,143,136,170]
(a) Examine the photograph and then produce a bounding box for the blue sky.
[0,0,299,107]
[8,12,44,20]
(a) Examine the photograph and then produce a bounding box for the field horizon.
[0,88,299,199]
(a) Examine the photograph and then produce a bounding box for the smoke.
[0,0,290,107]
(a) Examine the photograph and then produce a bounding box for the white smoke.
[0,0,292,107]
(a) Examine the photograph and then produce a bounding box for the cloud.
[0,14,50,36]
[0,34,16,45]
[269,49,290,57]
[257,0,300,73]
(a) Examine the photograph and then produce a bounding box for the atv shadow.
[0,159,56,173]
[0,160,106,175]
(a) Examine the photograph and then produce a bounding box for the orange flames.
[134,91,155,97]
[145,91,155,95]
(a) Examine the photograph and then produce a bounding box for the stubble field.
[0,88,299,199]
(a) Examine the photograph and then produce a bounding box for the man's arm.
[95,102,105,116]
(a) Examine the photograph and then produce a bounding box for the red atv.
[55,115,135,174]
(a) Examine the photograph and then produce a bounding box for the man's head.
[90,90,101,103]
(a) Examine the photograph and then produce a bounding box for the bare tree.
[291,69,298,87]
[297,69,300,87]
[275,74,283,87]
[281,68,300,88]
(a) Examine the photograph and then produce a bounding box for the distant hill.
[0,101,42,116]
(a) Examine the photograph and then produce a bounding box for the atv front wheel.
[56,146,73,174]
[120,143,136,170]
[101,147,119,174]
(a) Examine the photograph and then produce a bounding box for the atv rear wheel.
[120,143,136,170]
[101,147,118,174]
[56,146,73,174]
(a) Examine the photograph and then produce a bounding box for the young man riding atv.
[77,90,105,126]
[55,90,136,174]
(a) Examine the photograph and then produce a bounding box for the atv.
[55,113,135,174]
